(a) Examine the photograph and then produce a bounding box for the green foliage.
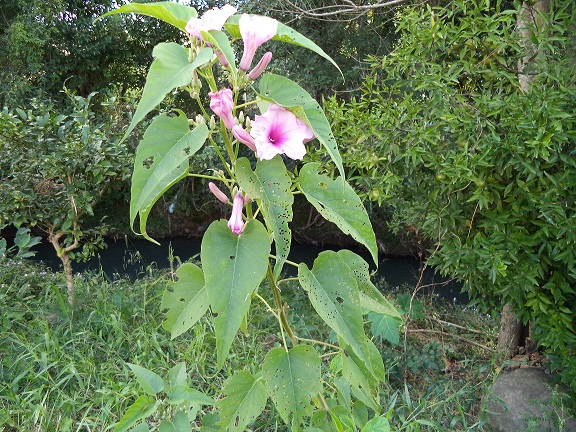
[323,0,576,393]
[0,227,42,259]
[109,2,403,429]
[0,90,133,256]
[0,0,183,103]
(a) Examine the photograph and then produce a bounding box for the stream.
[30,236,466,302]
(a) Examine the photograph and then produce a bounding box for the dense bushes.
[322,0,576,392]
[0,90,135,302]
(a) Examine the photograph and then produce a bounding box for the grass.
[0,257,500,431]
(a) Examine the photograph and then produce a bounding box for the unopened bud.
[208,182,229,203]
[209,115,216,130]
[248,52,273,80]
[232,125,256,152]
[238,111,244,124]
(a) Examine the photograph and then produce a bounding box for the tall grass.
[0,258,498,431]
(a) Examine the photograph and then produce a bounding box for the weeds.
[0,259,499,431]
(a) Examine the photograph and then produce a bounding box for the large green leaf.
[130,113,208,242]
[201,219,270,369]
[368,312,402,346]
[299,163,378,266]
[127,363,164,396]
[98,2,197,32]
[114,395,159,432]
[161,262,209,339]
[337,250,400,318]
[258,74,344,177]
[218,370,268,431]
[225,17,342,76]
[298,251,372,372]
[123,44,213,140]
[262,346,322,427]
[236,156,293,278]
[158,411,193,432]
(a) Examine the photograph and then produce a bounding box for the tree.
[0,90,134,304]
[322,0,576,392]
[0,0,181,104]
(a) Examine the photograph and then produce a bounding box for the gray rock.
[485,368,576,432]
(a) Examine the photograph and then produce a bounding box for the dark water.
[30,236,465,302]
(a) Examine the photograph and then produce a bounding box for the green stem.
[267,263,298,347]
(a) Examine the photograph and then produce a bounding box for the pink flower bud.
[209,88,236,130]
[232,125,256,152]
[248,52,273,80]
[228,192,245,235]
[208,182,229,203]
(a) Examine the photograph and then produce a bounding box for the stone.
[485,368,576,432]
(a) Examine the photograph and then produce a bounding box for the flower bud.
[232,125,256,152]
[208,182,229,203]
[228,192,245,235]
[248,52,273,80]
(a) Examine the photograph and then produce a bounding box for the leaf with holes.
[236,156,293,279]
[98,2,197,31]
[218,370,268,431]
[161,262,209,339]
[299,163,377,266]
[368,312,402,346]
[257,74,344,177]
[262,346,322,427]
[225,17,341,76]
[114,395,159,432]
[122,44,213,141]
[298,251,372,374]
[337,250,401,319]
[130,113,208,243]
[201,219,270,369]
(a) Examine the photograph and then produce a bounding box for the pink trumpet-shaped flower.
[209,88,236,130]
[228,192,245,235]
[232,125,256,151]
[239,14,278,71]
[251,104,315,160]
[208,182,229,203]
[248,51,273,80]
[186,4,237,40]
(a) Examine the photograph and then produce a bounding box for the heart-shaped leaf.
[161,263,209,339]
[262,346,322,427]
[218,370,268,431]
[201,219,270,369]
[130,113,208,242]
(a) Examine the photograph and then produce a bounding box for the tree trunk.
[495,0,551,359]
[48,228,77,306]
[497,303,522,358]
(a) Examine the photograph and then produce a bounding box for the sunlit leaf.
[236,156,293,278]
[299,163,377,265]
[258,74,344,177]
[201,219,270,369]
[98,2,197,32]
[218,370,268,431]
[161,263,209,339]
[262,346,322,426]
[130,113,208,242]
